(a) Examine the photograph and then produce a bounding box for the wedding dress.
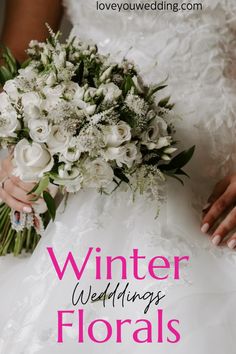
[1,0,236,353]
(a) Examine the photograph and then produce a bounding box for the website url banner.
[96,1,203,12]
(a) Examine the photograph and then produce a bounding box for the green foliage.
[114,168,130,184]
[43,191,56,221]
[27,176,50,200]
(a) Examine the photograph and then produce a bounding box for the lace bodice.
[63,0,236,198]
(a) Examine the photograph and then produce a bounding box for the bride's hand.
[0,156,35,213]
[201,174,236,249]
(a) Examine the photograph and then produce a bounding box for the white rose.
[0,92,12,110]
[28,119,51,143]
[21,92,42,120]
[72,86,97,115]
[0,107,19,137]
[104,121,131,147]
[3,80,19,102]
[83,158,114,188]
[42,85,64,111]
[18,65,38,81]
[61,139,81,163]
[45,72,57,86]
[99,83,122,102]
[54,164,82,193]
[142,117,169,150]
[14,139,54,181]
[46,126,70,154]
[84,87,97,101]
[104,143,139,168]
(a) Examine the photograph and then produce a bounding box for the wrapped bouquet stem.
[0,28,194,256]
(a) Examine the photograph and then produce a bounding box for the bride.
[0,0,236,353]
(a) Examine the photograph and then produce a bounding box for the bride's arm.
[1,0,63,62]
[0,0,63,212]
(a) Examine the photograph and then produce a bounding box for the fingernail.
[202,202,211,212]
[23,206,32,213]
[228,239,236,250]
[201,223,210,233]
[212,235,221,246]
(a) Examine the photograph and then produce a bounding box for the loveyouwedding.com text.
[96,1,203,13]
[47,247,190,345]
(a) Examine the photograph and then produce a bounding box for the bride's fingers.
[4,179,33,204]
[201,187,236,233]
[211,207,236,246]
[206,176,231,206]
[227,235,236,250]
[0,188,32,213]
[9,176,35,193]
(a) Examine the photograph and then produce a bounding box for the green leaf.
[147,84,167,98]
[175,168,190,178]
[27,176,49,197]
[0,70,5,86]
[0,66,13,84]
[2,47,19,75]
[167,174,184,185]
[114,168,130,184]
[165,103,175,110]
[43,191,56,221]
[122,75,134,95]
[161,146,195,171]
[158,96,171,107]
[76,60,84,85]
[21,58,31,69]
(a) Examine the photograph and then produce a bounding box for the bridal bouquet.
[0,29,194,256]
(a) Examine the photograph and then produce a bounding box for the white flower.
[46,126,70,154]
[21,92,42,120]
[104,121,131,147]
[14,139,53,181]
[3,80,19,102]
[156,136,172,149]
[28,119,51,143]
[0,92,12,110]
[163,147,177,154]
[42,85,64,111]
[104,143,139,168]
[73,86,85,102]
[55,164,82,193]
[61,138,81,163]
[161,154,171,161]
[53,50,66,69]
[0,94,19,137]
[83,158,114,188]
[73,86,97,115]
[45,72,57,86]
[99,83,122,102]
[125,91,148,116]
[84,87,97,100]
[142,117,169,150]
[18,65,38,81]
[132,75,145,94]
[84,104,97,115]
[0,109,19,137]
[100,66,114,82]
